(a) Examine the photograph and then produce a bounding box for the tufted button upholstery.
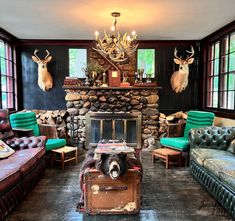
[5,136,47,150]
[189,126,235,152]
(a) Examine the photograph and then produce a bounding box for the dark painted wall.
[20,40,200,114]
[21,45,70,110]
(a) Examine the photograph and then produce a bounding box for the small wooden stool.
[51,146,77,170]
[152,148,182,169]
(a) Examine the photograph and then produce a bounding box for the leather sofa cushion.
[190,148,234,166]
[0,168,20,194]
[203,157,235,191]
[0,147,45,177]
[219,169,235,191]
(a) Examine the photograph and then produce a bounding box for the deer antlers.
[174,45,194,61]
[33,49,51,61]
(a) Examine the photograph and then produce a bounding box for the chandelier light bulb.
[94,31,99,40]
[132,30,136,36]
[111,26,115,32]
[126,35,131,42]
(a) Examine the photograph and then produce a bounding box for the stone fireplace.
[64,86,161,149]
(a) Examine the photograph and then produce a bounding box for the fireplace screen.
[86,112,141,149]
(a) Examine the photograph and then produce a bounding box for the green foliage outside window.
[137,49,155,78]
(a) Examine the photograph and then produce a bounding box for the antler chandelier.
[93,12,138,64]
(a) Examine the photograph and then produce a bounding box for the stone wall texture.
[64,87,160,149]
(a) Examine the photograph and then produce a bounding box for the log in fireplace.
[85,112,141,149]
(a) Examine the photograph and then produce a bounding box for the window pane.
[207,77,213,92]
[213,76,219,91]
[137,49,155,78]
[208,45,214,60]
[228,73,235,90]
[69,49,87,78]
[228,91,235,110]
[207,61,213,76]
[229,52,235,71]
[2,92,7,108]
[7,77,13,92]
[220,74,227,91]
[221,36,229,55]
[219,91,227,109]
[215,42,220,59]
[207,92,212,107]
[1,76,7,91]
[7,93,13,108]
[214,58,219,75]
[230,32,235,53]
[0,40,5,58]
[220,55,228,73]
[0,58,6,75]
[212,92,218,108]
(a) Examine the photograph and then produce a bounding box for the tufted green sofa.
[189,126,235,219]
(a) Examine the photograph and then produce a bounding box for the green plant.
[85,61,103,74]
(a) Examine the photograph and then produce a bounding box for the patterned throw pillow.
[0,139,15,159]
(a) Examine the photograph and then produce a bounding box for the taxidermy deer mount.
[170,46,194,93]
[32,49,53,91]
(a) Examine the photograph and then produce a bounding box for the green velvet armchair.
[160,110,215,164]
[10,111,66,151]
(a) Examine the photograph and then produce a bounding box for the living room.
[0,0,235,220]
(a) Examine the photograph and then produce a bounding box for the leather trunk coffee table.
[152,148,182,169]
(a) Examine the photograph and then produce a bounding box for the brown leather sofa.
[0,109,47,220]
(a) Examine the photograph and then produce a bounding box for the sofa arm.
[188,126,235,151]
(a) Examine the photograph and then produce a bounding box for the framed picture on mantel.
[108,70,121,87]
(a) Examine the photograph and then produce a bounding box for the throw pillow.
[0,139,15,159]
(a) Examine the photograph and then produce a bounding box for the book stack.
[63,77,82,87]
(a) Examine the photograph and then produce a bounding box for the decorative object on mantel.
[120,72,130,87]
[170,46,194,93]
[108,70,121,87]
[101,72,108,87]
[84,62,103,87]
[32,49,53,91]
[64,77,82,87]
[93,12,138,64]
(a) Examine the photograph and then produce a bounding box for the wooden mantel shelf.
[63,86,162,90]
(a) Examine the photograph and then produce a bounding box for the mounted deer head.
[32,49,53,91]
[170,46,194,93]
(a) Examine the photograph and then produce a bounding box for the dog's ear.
[118,153,127,160]
[101,153,108,161]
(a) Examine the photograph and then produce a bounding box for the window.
[0,40,17,109]
[137,49,155,78]
[69,48,87,78]
[206,32,235,110]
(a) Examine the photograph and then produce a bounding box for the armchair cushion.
[160,137,189,150]
[46,138,66,151]
[190,148,234,166]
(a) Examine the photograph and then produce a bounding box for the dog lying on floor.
[77,148,143,210]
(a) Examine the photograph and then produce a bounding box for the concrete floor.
[5,152,233,221]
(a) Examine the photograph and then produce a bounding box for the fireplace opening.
[85,112,141,149]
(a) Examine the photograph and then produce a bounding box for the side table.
[51,146,77,170]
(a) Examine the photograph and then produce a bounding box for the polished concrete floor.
[6,152,233,221]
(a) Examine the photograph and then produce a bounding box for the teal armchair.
[10,111,66,151]
[160,110,215,164]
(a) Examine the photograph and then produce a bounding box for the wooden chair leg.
[75,149,77,164]
[166,155,169,169]
[152,154,155,163]
[61,152,65,170]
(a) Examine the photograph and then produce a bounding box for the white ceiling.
[0,0,234,40]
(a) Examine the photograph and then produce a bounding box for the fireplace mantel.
[64,86,161,149]
[63,86,162,90]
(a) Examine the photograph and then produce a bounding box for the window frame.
[202,22,235,118]
[0,39,18,110]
